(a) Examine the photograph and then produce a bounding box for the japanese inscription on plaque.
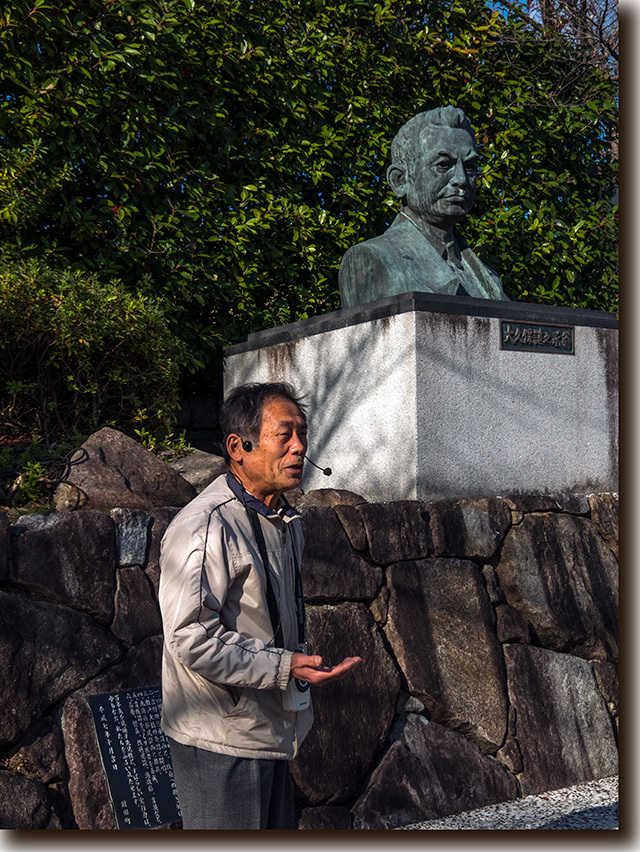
[88,686,181,830]
[500,320,575,354]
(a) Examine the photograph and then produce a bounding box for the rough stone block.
[144,506,182,597]
[300,506,381,601]
[0,769,66,828]
[482,564,506,605]
[167,451,227,491]
[296,488,366,509]
[427,497,511,561]
[110,508,150,567]
[333,504,367,552]
[52,427,196,512]
[588,492,619,558]
[356,501,434,564]
[291,603,400,805]
[281,486,303,507]
[387,712,411,745]
[504,644,618,796]
[496,513,618,662]
[384,559,507,751]
[3,717,67,784]
[495,604,532,644]
[0,590,123,747]
[61,636,163,830]
[369,585,390,625]
[0,511,10,582]
[591,660,619,717]
[297,806,353,830]
[503,493,590,515]
[351,715,519,829]
[496,736,524,774]
[10,511,117,624]
[405,696,426,714]
[553,494,591,514]
[111,567,163,644]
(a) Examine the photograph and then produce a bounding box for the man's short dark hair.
[220,382,307,464]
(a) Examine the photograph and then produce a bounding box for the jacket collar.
[226,471,301,522]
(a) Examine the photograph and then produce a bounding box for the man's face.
[405,127,478,228]
[242,397,308,500]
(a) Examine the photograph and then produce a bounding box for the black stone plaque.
[87,686,182,830]
[500,320,575,354]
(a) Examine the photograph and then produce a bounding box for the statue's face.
[405,127,478,228]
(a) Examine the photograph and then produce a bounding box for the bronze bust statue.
[339,106,509,308]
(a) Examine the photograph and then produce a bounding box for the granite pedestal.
[224,293,618,502]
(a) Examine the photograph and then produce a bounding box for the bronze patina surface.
[339,106,510,308]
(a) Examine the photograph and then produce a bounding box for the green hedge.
[0,0,618,389]
[0,255,186,446]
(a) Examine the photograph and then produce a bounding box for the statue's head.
[387,106,479,230]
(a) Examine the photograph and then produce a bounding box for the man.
[158,382,361,829]
[339,105,510,307]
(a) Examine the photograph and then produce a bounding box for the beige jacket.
[158,474,313,759]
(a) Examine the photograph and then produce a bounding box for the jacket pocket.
[224,686,250,718]
[202,681,242,717]
[226,684,243,708]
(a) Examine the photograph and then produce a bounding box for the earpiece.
[242,439,252,452]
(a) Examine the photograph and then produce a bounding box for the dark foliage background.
[0,0,617,409]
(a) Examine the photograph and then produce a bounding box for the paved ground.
[397,775,618,830]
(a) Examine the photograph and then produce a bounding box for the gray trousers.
[168,738,295,830]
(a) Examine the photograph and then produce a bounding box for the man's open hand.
[290,653,362,686]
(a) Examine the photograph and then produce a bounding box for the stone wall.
[0,491,618,830]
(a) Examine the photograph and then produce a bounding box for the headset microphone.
[305,457,332,476]
[241,437,331,476]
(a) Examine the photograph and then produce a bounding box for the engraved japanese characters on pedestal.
[339,106,510,308]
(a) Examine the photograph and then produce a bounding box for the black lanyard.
[245,506,305,649]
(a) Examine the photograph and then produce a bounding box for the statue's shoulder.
[339,220,411,308]
[342,230,393,259]
[341,217,414,262]
[339,216,452,307]
[338,233,393,293]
